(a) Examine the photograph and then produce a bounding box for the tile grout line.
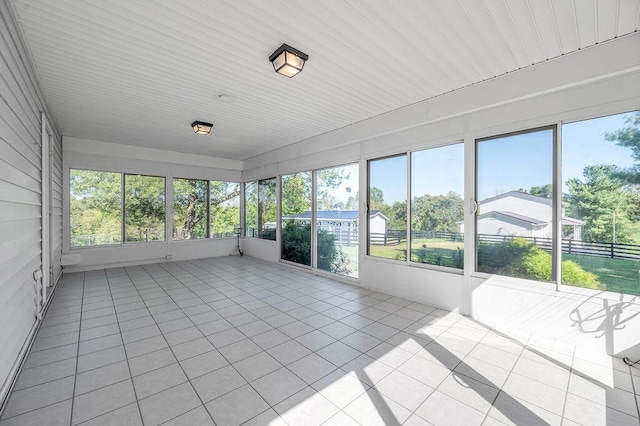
[97,268,146,426]
[124,264,217,424]
[157,260,348,423]
[68,272,86,426]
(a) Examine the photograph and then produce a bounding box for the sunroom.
[1,1,639,425]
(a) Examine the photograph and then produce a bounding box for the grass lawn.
[367,237,640,296]
[564,254,640,296]
[369,238,463,268]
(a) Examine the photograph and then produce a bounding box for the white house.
[463,191,584,239]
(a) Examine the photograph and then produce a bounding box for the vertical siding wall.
[0,1,62,403]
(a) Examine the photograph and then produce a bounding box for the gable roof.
[479,190,552,206]
[478,210,547,226]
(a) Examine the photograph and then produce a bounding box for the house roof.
[479,190,552,206]
[283,210,386,221]
[479,210,547,226]
[478,210,585,227]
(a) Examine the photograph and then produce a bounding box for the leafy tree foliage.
[210,181,240,237]
[411,192,463,233]
[258,178,277,240]
[565,164,637,243]
[70,170,122,246]
[173,179,207,239]
[605,111,640,184]
[529,184,553,199]
[281,173,312,216]
[125,175,166,242]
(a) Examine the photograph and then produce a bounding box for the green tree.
[605,111,640,184]
[411,192,463,232]
[529,184,553,199]
[566,164,635,243]
[258,178,277,240]
[124,175,166,242]
[345,192,359,210]
[173,179,207,239]
[210,181,240,237]
[244,182,258,237]
[70,170,122,246]
[281,173,312,216]
[369,187,386,211]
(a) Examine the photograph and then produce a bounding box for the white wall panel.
[0,1,63,408]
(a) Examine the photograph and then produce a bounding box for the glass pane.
[476,129,554,280]
[562,111,640,295]
[245,181,258,238]
[281,172,312,266]
[258,178,277,240]
[411,143,464,268]
[173,178,208,240]
[69,169,122,247]
[317,164,359,277]
[125,174,165,242]
[368,155,407,260]
[211,181,240,238]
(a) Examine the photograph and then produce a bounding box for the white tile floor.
[1,256,639,426]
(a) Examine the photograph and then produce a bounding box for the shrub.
[281,221,351,274]
[479,238,601,290]
[561,260,600,289]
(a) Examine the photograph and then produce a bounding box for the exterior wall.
[369,215,387,235]
[62,137,243,272]
[476,215,532,237]
[480,194,552,222]
[0,1,63,406]
[242,33,640,358]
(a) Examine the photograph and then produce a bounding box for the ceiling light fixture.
[191,121,213,135]
[269,43,308,78]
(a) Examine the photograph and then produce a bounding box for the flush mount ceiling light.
[191,121,213,135]
[269,43,308,78]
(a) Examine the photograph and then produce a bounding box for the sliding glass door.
[316,164,359,277]
[281,172,312,266]
[475,127,555,282]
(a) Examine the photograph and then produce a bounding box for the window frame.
[409,142,465,272]
[69,168,124,249]
[473,125,559,285]
[210,180,241,239]
[172,177,210,240]
[124,173,167,244]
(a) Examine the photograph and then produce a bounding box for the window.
[244,181,258,238]
[562,111,640,295]
[173,178,208,240]
[210,181,240,238]
[281,172,312,266]
[475,127,555,281]
[70,169,122,247]
[368,155,408,260]
[317,163,359,277]
[258,178,277,240]
[125,174,166,242]
[411,143,464,269]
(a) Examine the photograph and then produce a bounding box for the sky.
[367,111,636,204]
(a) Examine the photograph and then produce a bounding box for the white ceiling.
[9,0,640,161]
